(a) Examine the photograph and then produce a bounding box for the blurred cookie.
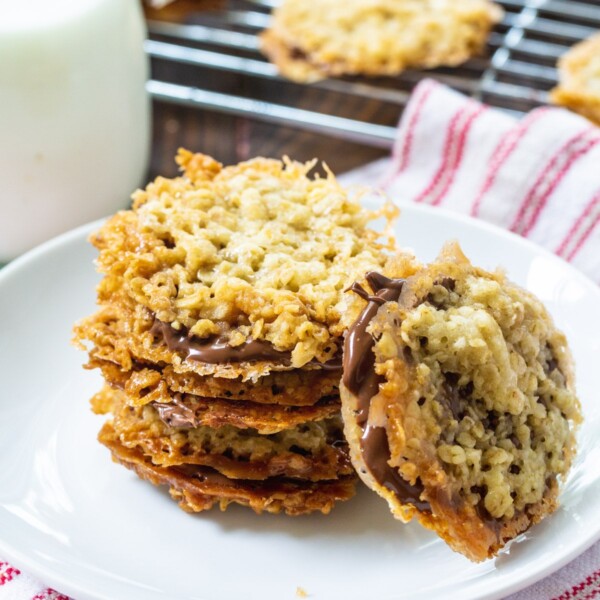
[261,0,502,82]
[551,33,600,126]
[340,243,581,561]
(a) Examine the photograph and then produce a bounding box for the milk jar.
[0,0,150,261]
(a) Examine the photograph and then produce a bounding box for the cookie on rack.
[340,243,581,561]
[260,0,503,82]
[551,33,600,126]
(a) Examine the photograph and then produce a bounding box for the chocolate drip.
[343,272,405,423]
[343,272,430,512]
[362,425,430,511]
[150,318,341,370]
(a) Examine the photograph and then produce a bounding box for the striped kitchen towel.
[344,78,600,283]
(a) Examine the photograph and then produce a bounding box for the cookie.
[149,394,341,435]
[94,387,352,482]
[340,243,581,561]
[100,423,356,516]
[91,371,340,433]
[86,352,340,408]
[75,149,397,379]
[551,33,600,126]
[260,0,502,82]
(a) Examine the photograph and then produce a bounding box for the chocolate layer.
[150,319,288,364]
[150,317,342,370]
[362,424,429,510]
[153,394,340,431]
[155,397,196,428]
[343,272,430,512]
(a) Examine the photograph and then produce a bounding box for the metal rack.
[146,0,600,149]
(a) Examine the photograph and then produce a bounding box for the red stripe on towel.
[414,103,486,206]
[551,569,600,600]
[0,561,21,586]
[510,130,600,236]
[470,108,549,217]
[560,190,600,262]
[32,588,71,600]
[395,81,435,174]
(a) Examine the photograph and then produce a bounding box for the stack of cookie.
[74,149,396,515]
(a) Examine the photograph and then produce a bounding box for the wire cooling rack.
[146,0,600,149]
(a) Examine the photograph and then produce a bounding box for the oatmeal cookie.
[551,33,600,126]
[74,149,396,378]
[100,423,356,516]
[340,243,581,561]
[94,386,351,481]
[93,361,340,408]
[92,369,340,432]
[75,302,344,382]
[260,0,503,82]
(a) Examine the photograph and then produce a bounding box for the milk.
[0,0,150,261]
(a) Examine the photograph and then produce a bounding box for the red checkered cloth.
[2,79,598,600]
[0,561,69,600]
[1,545,600,599]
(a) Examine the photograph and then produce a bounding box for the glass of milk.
[0,0,151,262]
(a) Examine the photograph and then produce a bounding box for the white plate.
[0,204,599,600]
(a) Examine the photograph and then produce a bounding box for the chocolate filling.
[343,272,430,512]
[173,463,354,490]
[150,318,342,370]
[154,397,197,428]
[150,319,289,363]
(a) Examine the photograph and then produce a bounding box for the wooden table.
[149,102,391,181]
